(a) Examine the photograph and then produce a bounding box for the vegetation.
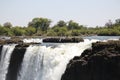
[28,17,51,33]
[0,17,120,36]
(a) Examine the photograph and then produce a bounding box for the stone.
[43,37,84,43]
[61,40,120,80]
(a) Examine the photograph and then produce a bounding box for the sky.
[0,0,120,27]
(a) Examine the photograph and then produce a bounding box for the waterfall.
[0,39,98,80]
[0,45,16,80]
[18,39,97,80]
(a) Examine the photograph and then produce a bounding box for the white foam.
[23,38,42,43]
[18,39,98,80]
[0,45,16,80]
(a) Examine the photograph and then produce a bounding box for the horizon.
[0,0,120,27]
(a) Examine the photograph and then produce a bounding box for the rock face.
[0,38,23,44]
[61,40,120,80]
[43,37,84,43]
[6,44,29,80]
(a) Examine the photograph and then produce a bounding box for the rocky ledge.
[61,40,120,80]
[43,37,84,43]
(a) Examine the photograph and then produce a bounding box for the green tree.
[115,18,120,25]
[12,27,26,36]
[47,29,57,36]
[67,20,79,30]
[25,27,36,36]
[71,30,80,36]
[3,22,12,28]
[0,24,2,27]
[57,27,68,36]
[105,20,113,28]
[0,26,13,36]
[56,20,66,27]
[28,17,51,33]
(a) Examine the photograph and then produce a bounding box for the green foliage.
[25,27,36,36]
[0,18,120,36]
[0,26,8,35]
[0,24,2,27]
[115,19,120,25]
[71,30,80,36]
[98,28,120,36]
[67,20,80,30]
[46,29,57,36]
[57,27,68,36]
[50,26,68,36]
[56,20,66,27]
[28,17,51,32]
[3,22,12,28]
[11,27,26,36]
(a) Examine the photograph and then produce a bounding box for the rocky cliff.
[61,40,120,80]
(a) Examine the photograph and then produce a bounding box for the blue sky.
[0,0,120,27]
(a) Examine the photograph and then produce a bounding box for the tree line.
[0,17,120,36]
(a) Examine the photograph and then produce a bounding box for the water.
[83,36,120,41]
[17,39,98,80]
[0,45,16,80]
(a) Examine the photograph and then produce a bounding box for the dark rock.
[61,40,120,80]
[0,38,23,45]
[6,38,23,44]
[0,38,40,45]
[0,39,6,45]
[6,44,29,80]
[43,37,84,43]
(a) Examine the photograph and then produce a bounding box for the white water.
[0,45,16,80]
[18,39,98,80]
[23,38,42,43]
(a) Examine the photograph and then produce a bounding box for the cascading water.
[0,45,16,80]
[18,39,98,80]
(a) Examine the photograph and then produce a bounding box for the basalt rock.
[43,37,84,43]
[61,40,120,80]
[6,44,29,80]
[0,38,23,44]
[0,39,6,45]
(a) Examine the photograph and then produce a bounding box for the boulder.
[43,37,84,43]
[0,39,6,45]
[0,38,23,44]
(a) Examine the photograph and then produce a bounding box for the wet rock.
[43,37,84,43]
[61,40,120,80]
[6,44,29,80]
[0,38,41,45]
[0,39,6,45]
[0,38,23,44]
